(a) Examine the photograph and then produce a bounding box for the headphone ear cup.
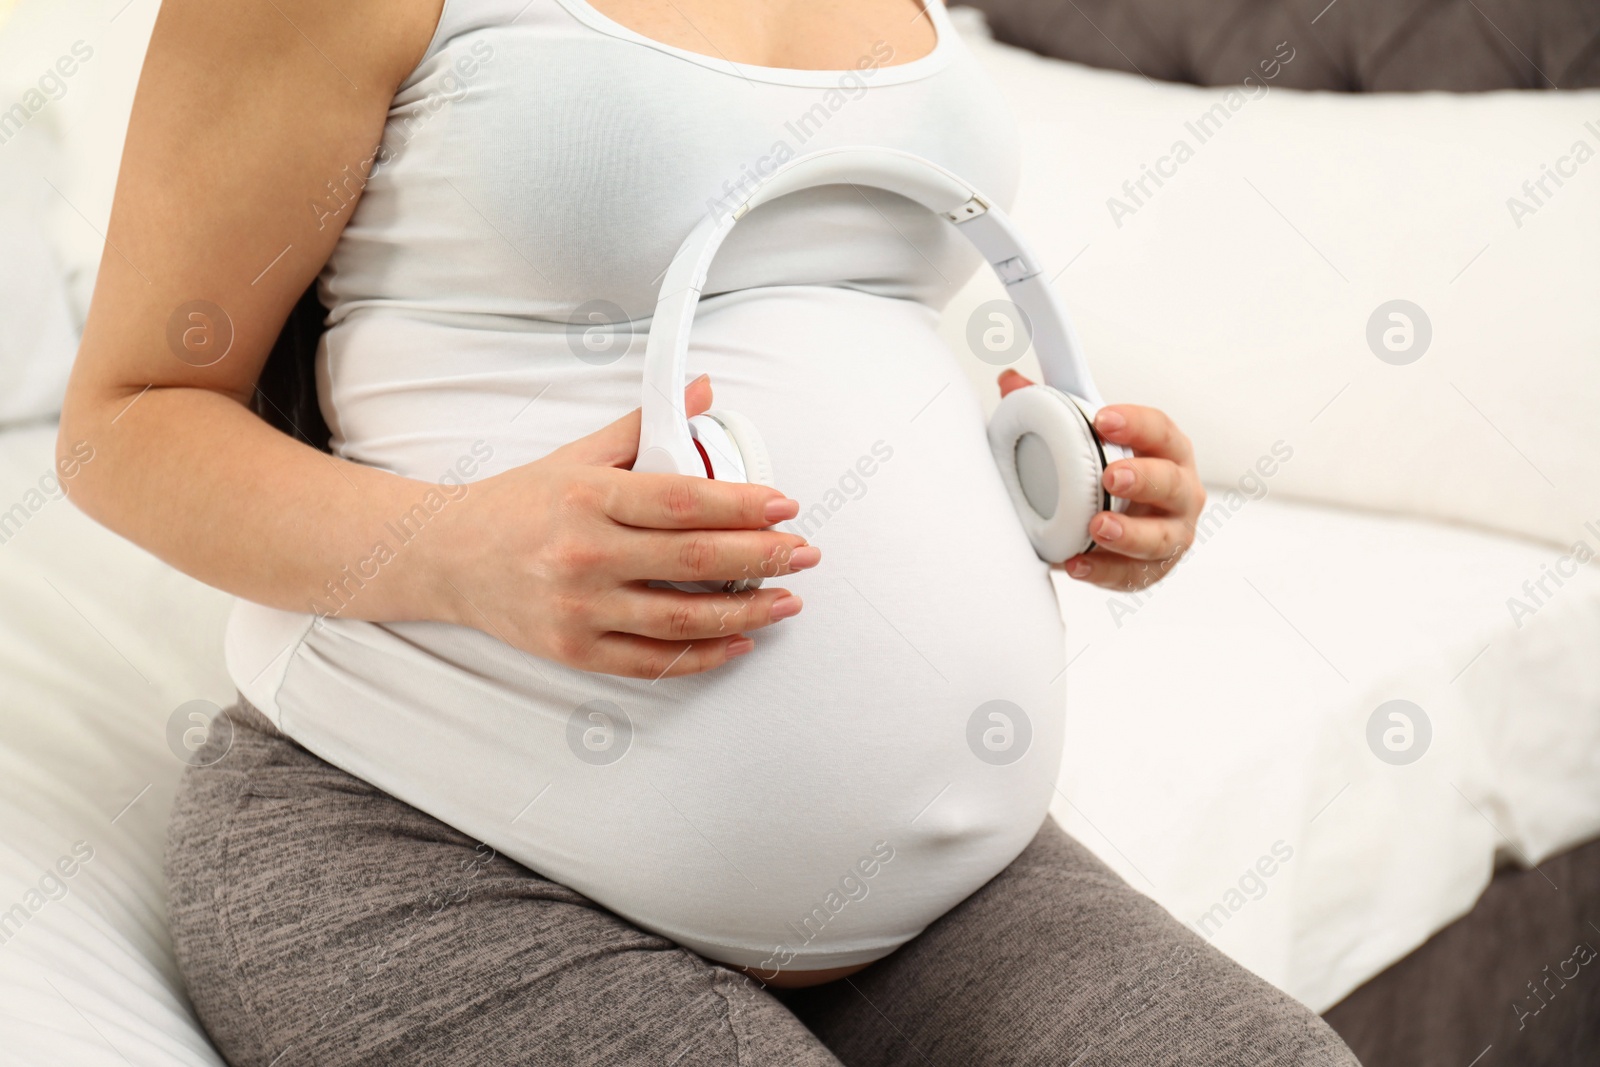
[988,386,1107,562]
[682,409,773,594]
[697,408,774,489]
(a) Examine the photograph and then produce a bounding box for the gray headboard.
[960,0,1600,90]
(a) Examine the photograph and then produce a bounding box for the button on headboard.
[958,0,1600,90]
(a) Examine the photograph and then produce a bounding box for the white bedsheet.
[1,416,1598,1064]
[0,424,233,1067]
[1048,488,1600,1010]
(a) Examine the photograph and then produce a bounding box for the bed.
[2,0,1598,1063]
[949,2,1600,1061]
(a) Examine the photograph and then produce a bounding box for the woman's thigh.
[165,700,838,1067]
[780,818,1360,1067]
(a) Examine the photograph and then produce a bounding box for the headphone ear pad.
[699,408,774,489]
[988,386,1106,562]
[677,409,773,594]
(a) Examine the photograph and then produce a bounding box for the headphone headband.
[637,146,1102,476]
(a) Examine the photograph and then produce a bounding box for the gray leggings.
[166,700,1358,1066]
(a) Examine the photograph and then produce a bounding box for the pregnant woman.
[61,0,1358,1063]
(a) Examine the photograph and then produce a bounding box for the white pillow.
[0,0,161,427]
[0,144,78,426]
[943,7,1600,550]
[0,0,161,329]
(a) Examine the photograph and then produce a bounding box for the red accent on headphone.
[691,436,715,479]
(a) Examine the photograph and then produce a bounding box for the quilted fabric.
[961,0,1600,90]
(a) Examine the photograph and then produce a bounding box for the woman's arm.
[59,0,449,618]
[59,0,813,679]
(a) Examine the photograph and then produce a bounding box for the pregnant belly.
[247,287,1068,970]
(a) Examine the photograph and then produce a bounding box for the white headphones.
[636,146,1131,593]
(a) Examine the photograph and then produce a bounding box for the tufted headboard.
[959,0,1600,90]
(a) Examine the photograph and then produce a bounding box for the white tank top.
[226,0,1067,970]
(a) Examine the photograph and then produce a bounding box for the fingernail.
[769,595,803,621]
[1108,467,1134,494]
[1068,559,1091,579]
[788,546,822,570]
[1096,516,1123,542]
[765,497,799,522]
[727,636,754,657]
[1096,410,1126,434]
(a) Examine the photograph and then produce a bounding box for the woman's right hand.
[431,374,817,679]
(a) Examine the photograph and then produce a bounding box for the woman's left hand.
[999,370,1205,591]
